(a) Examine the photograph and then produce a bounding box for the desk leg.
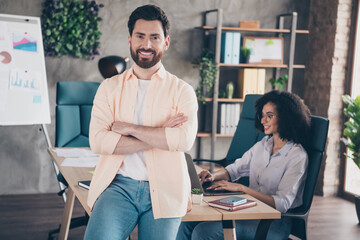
[222,220,236,240]
[254,219,273,240]
[59,187,75,240]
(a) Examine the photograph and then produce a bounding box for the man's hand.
[111,113,188,151]
[162,113,188,128]
[111,113,187,136]
[206,180,243,192]
[111,122,136,136]
[198,170,214,184]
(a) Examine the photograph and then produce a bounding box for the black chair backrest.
[294,115,329,213]
[55,81,100,147]
[299,116,329,212]
[224,94,264,166]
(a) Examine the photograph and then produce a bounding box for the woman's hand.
[206,180,243,192]
[198,170,214,184]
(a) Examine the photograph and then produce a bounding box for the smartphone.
[219,196,247,206]
[78,180,91,190]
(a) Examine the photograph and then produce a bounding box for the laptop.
[185,154,244,196]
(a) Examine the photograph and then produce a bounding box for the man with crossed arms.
[84,4,198,240]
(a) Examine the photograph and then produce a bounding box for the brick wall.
[305,0,353,196]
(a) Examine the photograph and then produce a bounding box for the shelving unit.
[195,9,308,171]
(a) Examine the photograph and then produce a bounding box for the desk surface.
[48,148,92,215]
[48,147,280,222]
[48,148,223,221]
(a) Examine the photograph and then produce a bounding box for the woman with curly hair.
[177,90,311,240]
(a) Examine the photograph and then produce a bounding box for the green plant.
[193,49,218,104]
[269,74,288,90]
[191,188,202,195]
[240,47,251,57]
[41,0,103,59]
[341,95,360,169]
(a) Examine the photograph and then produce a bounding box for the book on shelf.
[208,197,257,211]
[78,180,91,190]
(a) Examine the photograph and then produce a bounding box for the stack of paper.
[52,148,100,168]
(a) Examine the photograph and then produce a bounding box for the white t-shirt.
[118,79,150,180]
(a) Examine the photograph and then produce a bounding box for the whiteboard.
[243,37,283,64]
[0,14,50,125]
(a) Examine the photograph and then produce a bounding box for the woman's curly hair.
[254,90,311,148]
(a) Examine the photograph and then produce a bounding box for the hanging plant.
[41,0,104,59]
[193,49,218,104]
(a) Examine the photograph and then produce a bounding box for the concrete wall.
[0,0,307,194]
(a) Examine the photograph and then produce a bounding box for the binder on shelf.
[229,104,235,134]
[221,32,233,64]
[257,69,266,94]
[234,103,241,133]
[225,104,232,134]
[231,32,241,64]
[220,103,226,134]
[238,68,258,99]
[238,68,266,99]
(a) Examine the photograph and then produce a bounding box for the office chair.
[48,81,100,240]
[283,115,329,240]
[194,94,265,169]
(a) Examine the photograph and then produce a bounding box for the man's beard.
[130,45,163,69]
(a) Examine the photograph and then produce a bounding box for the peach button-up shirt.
[88,64,198,219]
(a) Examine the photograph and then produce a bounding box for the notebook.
[185,154,244,196]
[208,197,257,211]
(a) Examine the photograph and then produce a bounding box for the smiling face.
[260,102,279,135]
[128,19,170,69]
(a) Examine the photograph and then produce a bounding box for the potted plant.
[191,188,203,205]
[240,47,251,63]
[341,94,360,223]
[193,49,218,104]
[269,74,288,90]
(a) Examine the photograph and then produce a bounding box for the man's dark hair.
[128,4,170,37]
[254,90,311,148]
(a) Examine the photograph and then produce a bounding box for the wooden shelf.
[203,98,245,103]
[197,132,234,137]
[195,26,309,34]
[195,10,305,165]
[219,63,305,69]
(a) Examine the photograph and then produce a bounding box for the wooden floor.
[0,193,359,240]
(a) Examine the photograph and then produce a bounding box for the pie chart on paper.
[0,51,11,64]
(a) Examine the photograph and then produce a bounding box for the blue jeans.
[176,217,292,240]
[84,174,181,240]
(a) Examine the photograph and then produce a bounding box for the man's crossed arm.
[111,113,187,155]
